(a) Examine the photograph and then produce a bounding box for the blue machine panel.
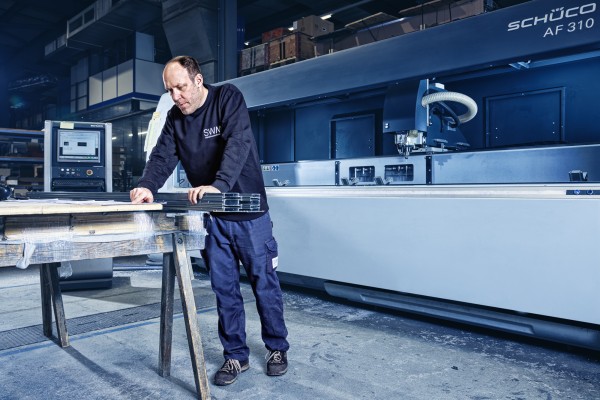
[331,114,375,159]
[486,88,565,147]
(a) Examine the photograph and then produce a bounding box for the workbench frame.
[36,232,210,399]
[1,204,211,400]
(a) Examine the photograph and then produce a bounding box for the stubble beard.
[178,87,204,115]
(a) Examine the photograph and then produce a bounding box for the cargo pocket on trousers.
[266,237,279,271]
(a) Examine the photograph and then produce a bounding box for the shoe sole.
[214,363,250,386]
[267,366,288,376]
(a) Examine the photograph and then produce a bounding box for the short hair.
[167,55,202,82]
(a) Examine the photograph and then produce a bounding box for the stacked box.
[402,0,487,31]
[315,0,487,55]
[240,47,252,71]
[239,43,269,73]
[261,27,287,43]
[269,33,314,65]
[449,0,486,21]
[293,15,334,38]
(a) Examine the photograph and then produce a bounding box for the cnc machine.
[183,0,600,350]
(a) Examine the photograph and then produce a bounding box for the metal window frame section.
[26,192,261,213]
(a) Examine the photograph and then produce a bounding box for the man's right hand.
[130,187,154,204]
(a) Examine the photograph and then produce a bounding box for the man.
[130,55,290,386]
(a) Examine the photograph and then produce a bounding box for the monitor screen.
[56,129,101,163]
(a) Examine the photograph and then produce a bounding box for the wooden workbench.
[0,199,211,400]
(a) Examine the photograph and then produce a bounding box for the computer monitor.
[56,129,101,163]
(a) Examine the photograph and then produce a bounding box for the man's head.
[163,56,206,115]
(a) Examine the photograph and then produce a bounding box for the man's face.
[163,62,204,115]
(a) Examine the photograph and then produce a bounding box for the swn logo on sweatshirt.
[203,125,221,139]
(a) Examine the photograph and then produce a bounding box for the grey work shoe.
[266,350,288,376]
[214,358,249,386]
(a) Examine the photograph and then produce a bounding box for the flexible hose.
[421,92,478,124]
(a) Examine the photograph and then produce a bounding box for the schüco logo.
[507,2,597,31]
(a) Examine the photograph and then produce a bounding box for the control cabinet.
[43,120,112,192]
[43,120,114,290]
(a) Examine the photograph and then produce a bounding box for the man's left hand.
[188,185,221,204]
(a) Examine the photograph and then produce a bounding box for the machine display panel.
[56,129,101,163]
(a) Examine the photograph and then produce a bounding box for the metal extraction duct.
[45,0,161,59]
[162,0,219,82]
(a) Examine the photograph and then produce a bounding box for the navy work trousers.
[201,212,290,361]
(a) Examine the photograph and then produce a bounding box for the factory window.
[70,80,88,113]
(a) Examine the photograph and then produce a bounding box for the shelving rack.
[0,127,44,194]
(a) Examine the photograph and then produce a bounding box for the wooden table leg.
[40,264,52,338]
[41,263,69,347]
[172,233,211,400]
[159,252,175,377]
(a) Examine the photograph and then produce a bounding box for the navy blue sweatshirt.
[138,83,268,221]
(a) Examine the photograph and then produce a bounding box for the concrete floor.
[1,258,599,400]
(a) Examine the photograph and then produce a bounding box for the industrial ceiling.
[0,0,531,128]
[0,0,530,79]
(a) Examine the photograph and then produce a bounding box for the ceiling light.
[321,14,332,20]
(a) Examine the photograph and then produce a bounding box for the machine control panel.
[44,120,112,192]
[56,167,97,178]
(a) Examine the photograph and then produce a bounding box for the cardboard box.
[310,0,486,55]
[402,0,486,30]
[293,15,334,38]
[449,0,486,21]
[262,27,287,43]
[269,33,314,65]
